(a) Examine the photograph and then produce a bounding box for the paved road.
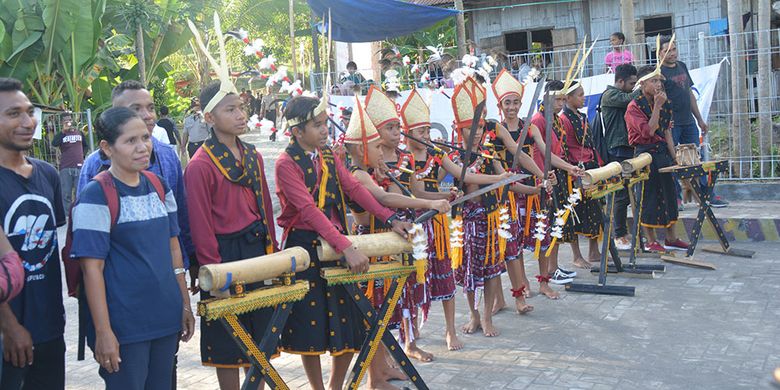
[62,135,780,389]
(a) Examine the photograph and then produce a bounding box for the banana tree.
[0,0,112,112]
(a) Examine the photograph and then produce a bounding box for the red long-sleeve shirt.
[558,109,596,164]
[184,147,278,265]
[529,112,563,168]
[625,100,667,146]
[275,151,394,253]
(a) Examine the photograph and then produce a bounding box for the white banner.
[330,60,724,140]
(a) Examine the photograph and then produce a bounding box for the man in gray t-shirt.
[182,98,211,159]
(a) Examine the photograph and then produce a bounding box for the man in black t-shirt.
[157,106,180,155]
[659,36,728,207]
[0,78,66,389]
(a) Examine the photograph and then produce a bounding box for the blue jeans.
[99,333,179,390]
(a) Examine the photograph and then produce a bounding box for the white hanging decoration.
[449,219,464,250]
[409,223,429,284]
[498,206,512,239]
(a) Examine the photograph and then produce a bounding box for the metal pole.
[697,32,710,162]
[86,109,94,152]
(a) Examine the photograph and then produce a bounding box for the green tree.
[0,0,114,112]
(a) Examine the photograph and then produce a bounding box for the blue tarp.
[307,0,459,43]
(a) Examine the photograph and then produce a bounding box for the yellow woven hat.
[364,85,400,130]
[491,68,524,103]
[344,97,380,145]
[451,76,486,130]
[400,89,431,131]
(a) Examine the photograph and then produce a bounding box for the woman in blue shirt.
[70,107,195,389]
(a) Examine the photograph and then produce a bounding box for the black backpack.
[589,95,610,164]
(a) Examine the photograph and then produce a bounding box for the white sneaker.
[557,267,577,278]
[550,269,573,285]
[614,237,632,251]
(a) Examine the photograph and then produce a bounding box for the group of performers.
[177,57,686,389]
[185,36,690,387]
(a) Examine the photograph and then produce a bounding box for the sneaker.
[557,267,577,278]
[664,238,689,250]
[710,196,728,208]
[644,241,666,253]
[614,236,632,251]
[550,269,574,285]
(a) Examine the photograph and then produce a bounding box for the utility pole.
[727,0,750,177]
[455,0,467,58]
[620,0,636,44]
[757,0,772,176]
[289,0,298,79]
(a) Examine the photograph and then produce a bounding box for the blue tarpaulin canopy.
[307,0,459,43]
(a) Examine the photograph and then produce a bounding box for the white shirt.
[152,124,171,144]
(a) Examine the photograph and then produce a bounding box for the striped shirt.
[70,173,182,345]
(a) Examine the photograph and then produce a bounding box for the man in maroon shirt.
[276,95,411,390]
[625,65,689,252]
[51,112,87,211]
[184,81,278,389]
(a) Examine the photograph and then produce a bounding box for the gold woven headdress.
[451,76,486,130]
[557,36,598,96]
[400,89,431,131]
[491,68,524,103]
[635,34,676,90]
[187,12,238,113]
[364,85,399,130]
[344,96,380,165]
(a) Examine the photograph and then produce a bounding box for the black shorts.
[200,221,275,368]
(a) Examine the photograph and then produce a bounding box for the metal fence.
[27,110,94,168]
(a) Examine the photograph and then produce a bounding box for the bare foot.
[461,316,481,334]
[405,344,434,362]
[521,278,532,298]
[572,256,591,269]
[514,296,534,314]
[380,366,406,381]
[445,330,464,351]
[588,250,601,263]
[481,319,500,337]
[539,283,560,300]
[492,293,506,315]
[367,378,402,390]
[413,326,420,340]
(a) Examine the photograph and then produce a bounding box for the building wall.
[471,0,725,53]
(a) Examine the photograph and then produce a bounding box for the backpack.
[589,94,609,165]
[60,170,166,360]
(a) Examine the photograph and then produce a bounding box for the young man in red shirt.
[625,65,689,251]
[275,94,412,390]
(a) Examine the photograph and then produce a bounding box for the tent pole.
[289,0,298,79]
